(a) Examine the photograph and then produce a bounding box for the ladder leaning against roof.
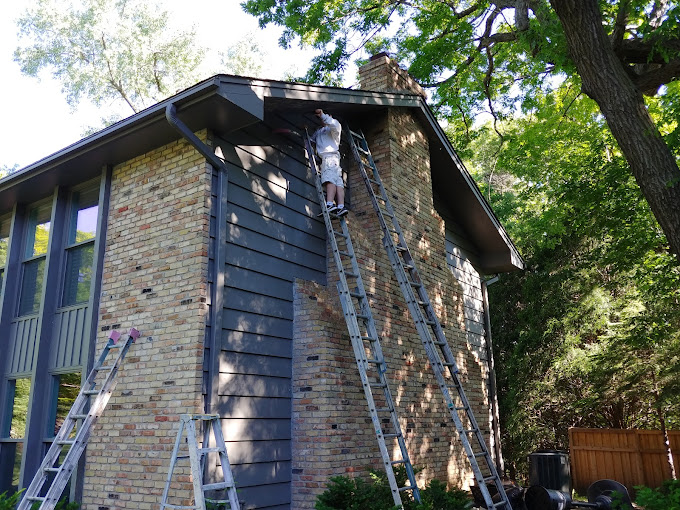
[304,130,421,508]
[17,328,139,510]
[346,127,512,510]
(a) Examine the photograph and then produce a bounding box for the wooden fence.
[569,428,680,495]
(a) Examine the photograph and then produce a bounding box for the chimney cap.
[370,52,391,61]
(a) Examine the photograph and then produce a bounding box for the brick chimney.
[358,52,426,98]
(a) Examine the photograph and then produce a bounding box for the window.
[8,378,31,439]
[49,373,81,437]
[62,187,98,307]
[18,204,51,316]
[0,216,10,292]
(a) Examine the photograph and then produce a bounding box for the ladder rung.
[382,210,395,218]
[26,497,45,502]
[398,484,416,492]
[369,382,386,388]
[333,230,348,238]
[376,407,393,413]
[368,178,380,185]
[396,245,406,252]
[57,440,75,445]
[474,451,489,458]
[71,414,88,420]
[198,447,223,453]
[409,281,422,288]
[202,482,234,491]
[356,314,370,320]
[83,389,99,395]
[93,364,114,371]
[349,292,364,299]
[424,320,436,326]
[44,467,60,473]
[345,272,358,278]
[366,358,384,365]
[383,433,401,438]
[338,250,351,257]
[391,459,406,465]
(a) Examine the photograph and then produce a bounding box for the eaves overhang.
[1,73,522,273]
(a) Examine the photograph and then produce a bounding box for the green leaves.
[14,0,205,114]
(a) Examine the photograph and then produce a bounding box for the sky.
[0,1,318,170]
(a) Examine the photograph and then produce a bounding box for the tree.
[464,85,680,477]
[14,0,205,115]
[242,0,680,257]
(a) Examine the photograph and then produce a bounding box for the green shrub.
[315,468,473,510]
[0,491,21,510]
[635,480,680,510]
[0,490,79,510]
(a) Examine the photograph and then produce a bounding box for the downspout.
[165,103,227,416]
[482,276,505,476]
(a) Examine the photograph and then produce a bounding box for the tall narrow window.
[0,216,10,292]
[18,204,51,316]
[63,187,98,307]
[1,378,31,493]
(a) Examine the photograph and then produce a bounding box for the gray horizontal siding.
[212,124,325,509]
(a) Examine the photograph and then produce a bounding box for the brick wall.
[80,133,211,509]
[291,58,492,507]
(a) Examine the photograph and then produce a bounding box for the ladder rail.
[18,328,139,510]
[160,415,240,510]
[347,128,511,510]
[304,132,421,507]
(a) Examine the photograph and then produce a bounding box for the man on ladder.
[310,109,349,218]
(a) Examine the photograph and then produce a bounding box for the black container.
[524,485,572,510]
[528,450,572,495]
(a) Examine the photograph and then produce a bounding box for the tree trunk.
[550,0,680,257]
[657,405,677,480]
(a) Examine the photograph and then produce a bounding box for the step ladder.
[160,414,240,510]
[346,128,512,510]
[304,131,421,508]
[18,328,139,510]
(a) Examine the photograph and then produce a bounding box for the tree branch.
[632,58,680,95]
[610,0,629,53]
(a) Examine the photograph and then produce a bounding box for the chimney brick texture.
[291,108,492,505]
[359,53,427,98]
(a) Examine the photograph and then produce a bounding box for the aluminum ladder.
[17,328,139,510]
[304,131,421,508]
[160,414,240,510]
[347,127,512,510]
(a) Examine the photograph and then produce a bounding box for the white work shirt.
[312,113,342,158]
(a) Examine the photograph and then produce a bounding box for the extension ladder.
[346,128,512,510]
[160,414,240,510]
[304,131,421,508]
[18,328,139,510]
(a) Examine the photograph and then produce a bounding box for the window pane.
[68,188,99,245]
[62,243,94,306]
[52,373,81,437]
[9,378,31,439]
[0,216,10,267]
[19,257,45,315]
[25,205,51,259]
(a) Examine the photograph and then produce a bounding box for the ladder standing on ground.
[304,131,421,508]
[160,414,240,510]
[346,127,512,510]
[18,328,139,510]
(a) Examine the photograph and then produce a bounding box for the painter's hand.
[315,109,323,117]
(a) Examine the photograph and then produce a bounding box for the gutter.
[165,102,226,417]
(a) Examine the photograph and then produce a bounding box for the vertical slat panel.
[48,305,88,370]
[8,317,40,374]
[570,428,680,494]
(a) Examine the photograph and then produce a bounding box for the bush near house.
[315,469,473,510]
[0,491,79,510]
[635,480,680,510]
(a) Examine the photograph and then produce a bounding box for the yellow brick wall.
[291,62,492,508]
[81,133,211,510]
